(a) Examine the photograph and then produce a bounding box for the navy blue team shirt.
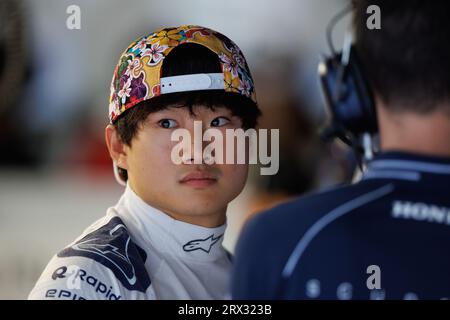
[231,152,450,300]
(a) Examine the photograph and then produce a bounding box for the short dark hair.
[113,43,261,181]
[353,0,450,113]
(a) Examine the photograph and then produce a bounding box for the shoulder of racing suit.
[28,216,151,300]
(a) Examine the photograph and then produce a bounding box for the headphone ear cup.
[318,46,377,139]
[318,56,347,144]
[347,47,377,133]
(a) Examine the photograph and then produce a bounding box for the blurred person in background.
[28,25,261,300]
[0,0,33,167]
[245,58,321,219]
[232,0,450,299]
[242,54,349,222]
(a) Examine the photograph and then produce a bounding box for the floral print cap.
[108,25,257,123]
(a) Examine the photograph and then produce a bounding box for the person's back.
[232,0,450,300]
[233,151,450,299]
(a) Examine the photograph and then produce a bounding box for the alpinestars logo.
[183,234,223,253]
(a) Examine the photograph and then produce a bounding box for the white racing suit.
[28,184,231,300]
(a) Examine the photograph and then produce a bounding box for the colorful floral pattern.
[109,25,257,123]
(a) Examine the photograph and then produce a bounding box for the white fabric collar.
[114,184,227,262]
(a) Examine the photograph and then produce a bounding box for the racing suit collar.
[372,151,450,164]
[361,151,450,182]
[118,184,227,262]
[368,151,450,175]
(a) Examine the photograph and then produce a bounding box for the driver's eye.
[158,119,177,129]
[211,117,230,127]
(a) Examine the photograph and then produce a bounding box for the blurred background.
[0,0,356,299]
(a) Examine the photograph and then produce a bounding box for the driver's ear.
[105,124,129,170]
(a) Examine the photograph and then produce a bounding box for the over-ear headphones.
[318,6,378,162]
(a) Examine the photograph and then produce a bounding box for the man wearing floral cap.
[28,25,260,300]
